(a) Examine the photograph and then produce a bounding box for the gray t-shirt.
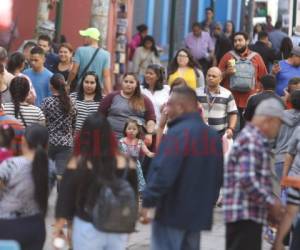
[0,156,40,219]
[287,126,300,176]
[107,94,146,139]
[74,46,110,86]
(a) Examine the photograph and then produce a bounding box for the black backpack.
[87,161,138,233]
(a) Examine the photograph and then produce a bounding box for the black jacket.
[143,112,223,231]
[249,41,278,71]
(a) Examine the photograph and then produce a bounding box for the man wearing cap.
[67,27,112,94]
[272,46,300,97]
[223,98,289,250]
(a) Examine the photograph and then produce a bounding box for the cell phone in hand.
[274,60,279,65]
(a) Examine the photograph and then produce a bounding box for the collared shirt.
[223,123,275,225]
[218,48,268,108]
[196,86,238,132]
[184,32,214,60]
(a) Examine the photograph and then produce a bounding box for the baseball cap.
[291,46,300,57]
[255,98,292,126]
[79,27,100,41]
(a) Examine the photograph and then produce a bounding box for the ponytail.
[58,83,72,114]
[50,73,72,115]
[24,124,49,216]
[32,144,49,216]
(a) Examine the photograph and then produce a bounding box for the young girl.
[0,124,15,163]
[119,119,155,192]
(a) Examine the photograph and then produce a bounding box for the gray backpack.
[229,50,257,92]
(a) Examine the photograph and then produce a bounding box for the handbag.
[87,159,138,233]
[70,48,100,92]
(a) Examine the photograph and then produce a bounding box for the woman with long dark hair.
[41,73,76,181]
[0,124,49,250]
[54,113,138,250]
[168,48,205,90]
[132,36,161,78]
[279,37,293,60]
[99,72,156,140]
[4,76,45,127]
[224,20,235,44]
[70,71,102,132]
[7,51,36,104]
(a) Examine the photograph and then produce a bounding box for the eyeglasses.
[177,54,189,58]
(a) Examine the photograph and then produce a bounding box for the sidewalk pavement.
[45,191,272,250]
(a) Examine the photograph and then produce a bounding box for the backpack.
[86,160,138,233]
[229,50,257,92]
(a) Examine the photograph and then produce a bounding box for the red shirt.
[218,49,268,108]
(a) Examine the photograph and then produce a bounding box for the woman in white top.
[4,77,45,127]
[7,51,37,104]
[140,64,170,124]
[132,36,160,78]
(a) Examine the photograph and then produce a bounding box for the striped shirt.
[196,86,238,132]
[3,102,45,127]
[70,93,100,131]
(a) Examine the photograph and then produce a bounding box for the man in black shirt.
[244,74,284,121]
[249,31,278,71]
[213,23,233,65]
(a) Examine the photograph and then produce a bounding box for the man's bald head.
[206,67,222,88]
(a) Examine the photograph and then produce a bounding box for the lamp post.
[168,0,177,62]
[55,0,64,42]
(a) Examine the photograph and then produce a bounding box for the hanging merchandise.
[114,0,128,75]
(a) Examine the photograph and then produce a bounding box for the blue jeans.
[151,220,200,250]
[48,144,72,176]
[72,217,128,250]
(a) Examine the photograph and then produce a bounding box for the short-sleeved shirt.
[0,156,40,219]
[3,102,45,127]
[99,91,156,139]
[275,60,300,96]
[168,68,197,90]
[23,68,53,106]
[196,86,238,132]
[141,85,170,123]
[218,49,268,108]
[70,92,101,131]
[74,46,110,86]
[41,96,77,147]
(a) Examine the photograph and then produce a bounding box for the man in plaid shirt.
[223,98,291,250]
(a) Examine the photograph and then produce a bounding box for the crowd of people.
[0,7,299,250]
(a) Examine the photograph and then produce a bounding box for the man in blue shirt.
[67,27,112,94]
[23,46,52,106]
[272,46,300,97]
[140,86,223,250]
[269,21,288,53]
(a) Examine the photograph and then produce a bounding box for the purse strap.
[78,48,100,80]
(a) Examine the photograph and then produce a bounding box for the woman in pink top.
[128,24,148,60]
